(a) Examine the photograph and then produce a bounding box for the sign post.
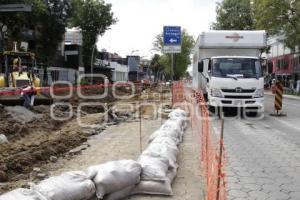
[163,26,181,106]
[163,26,181,81]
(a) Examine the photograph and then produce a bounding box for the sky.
[97,0,221,59]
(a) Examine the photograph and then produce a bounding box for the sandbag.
[161,119,183,133]
[133,167,177,196]
[86,160,141,199]
[148,129,181,144]
[160,119,184,142]
[151,136,178,149]
[143,140,179,169]
[169,109,188,129]
[33,171,95,200]
[0,188,45,200]
[169,109,187,119]
[103,185,135,200]
[138,155,169,181]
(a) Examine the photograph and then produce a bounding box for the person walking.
[21,85,36,108]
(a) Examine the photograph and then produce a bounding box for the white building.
[109,61,129,82]
[94,52,129,82]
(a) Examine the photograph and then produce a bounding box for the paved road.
[211,95,300,200]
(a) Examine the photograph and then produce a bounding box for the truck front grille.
[224,95,253,99]
[222,89,255,93]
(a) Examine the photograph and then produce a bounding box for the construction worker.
[12,57,22,73]
[21,85,36,108]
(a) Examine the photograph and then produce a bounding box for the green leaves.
[1,0,116,67]
[254,0,300,49]
[151,29,195,80]
[0,0,70,64]
[69,0,117,67]
[212,0,300,50]
[212,0,254,30]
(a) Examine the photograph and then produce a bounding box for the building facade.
[267,35,300,88]
[94,51,129,82]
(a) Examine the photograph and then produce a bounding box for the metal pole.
[90,44,96,84]
[171,53,174,82]
[139,97,142,153]
[171,54,174,106]
[216,118,225,200]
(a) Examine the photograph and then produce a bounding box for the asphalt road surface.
[211,95,300,200]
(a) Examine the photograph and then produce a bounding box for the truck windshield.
[212,58,262,79]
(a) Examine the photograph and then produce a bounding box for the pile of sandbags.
[0,108,188,200]
[133,108,188,196]
[0,160,141,200]
[0,171,95,200]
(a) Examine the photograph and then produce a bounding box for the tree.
[36,0,70,64]
[69,0,117,68]
[254,0,300,49]
[0,0,70,64]
[153,29,195,80]
[150,54,163,81]
[212,0,254,30]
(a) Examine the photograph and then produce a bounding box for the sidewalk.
[265,90,300,101]
[40,119,205,200]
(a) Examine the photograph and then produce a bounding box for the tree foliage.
[0,0,70,64]
[69,0,117,67]
[212,0,254,30]
[1,0,116,66]
[152,29,194,80]
[254,0,300,49]
[150,54,163,81]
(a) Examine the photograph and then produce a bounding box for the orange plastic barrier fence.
[172,81,184,105]
[172,82,227,200]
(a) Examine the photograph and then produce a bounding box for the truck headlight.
[211,88,223,98]
[253,89,264,98]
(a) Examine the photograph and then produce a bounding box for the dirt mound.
[0,110,106,194]
[0,105,66,141]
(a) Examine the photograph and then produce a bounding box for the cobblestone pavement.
[211,96,300,200]
[45,119,204,200]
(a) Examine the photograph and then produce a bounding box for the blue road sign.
[163,26,181,46]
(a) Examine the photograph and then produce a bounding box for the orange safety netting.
[172,81,227,200]
[172,81,184,105]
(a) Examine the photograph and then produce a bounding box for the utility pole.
[171,54,174,82]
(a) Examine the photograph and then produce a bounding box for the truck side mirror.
[198,61,204,73]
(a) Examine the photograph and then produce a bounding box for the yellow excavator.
[0,51,52,105]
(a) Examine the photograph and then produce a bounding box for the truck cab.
[198,56,264,110]
[193,31,267,115]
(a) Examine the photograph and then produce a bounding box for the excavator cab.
[0,51,40,87]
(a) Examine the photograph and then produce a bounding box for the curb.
[265,92,300,101]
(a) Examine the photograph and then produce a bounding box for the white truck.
[192,30,267,114]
